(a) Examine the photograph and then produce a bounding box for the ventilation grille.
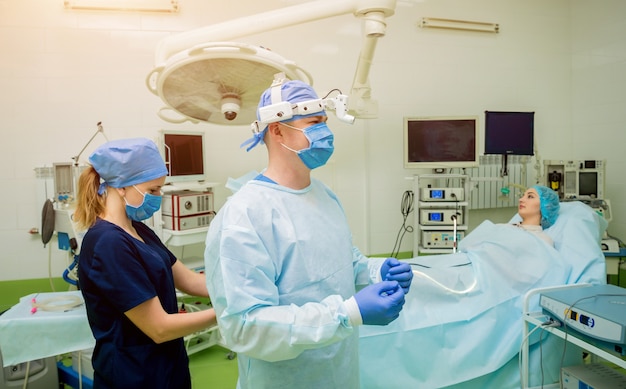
[466,155,528,209]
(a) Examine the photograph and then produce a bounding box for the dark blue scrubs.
[79,219,191,389]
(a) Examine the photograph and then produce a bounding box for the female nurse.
[74,137,216,389]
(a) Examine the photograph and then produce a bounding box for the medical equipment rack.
[159,182,235,359]
[412,174,470,255]
[176,292,235,359]
[521,284,626,388]
[155,182,220,246]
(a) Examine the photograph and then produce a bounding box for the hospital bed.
[359,201,608,388]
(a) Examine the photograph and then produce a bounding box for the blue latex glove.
[353,281,405,326]
[380,257,413,294]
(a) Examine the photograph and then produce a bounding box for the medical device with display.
[420,187,465,202]
[561,364,626,389]
[419,209,464,225]
[421,231,465,248]
[544,159,605,200]
[540,284,626,354]
[403,116,479,169]
[40,122,106,286]
[159,130,206,184]
[484,111,534,156]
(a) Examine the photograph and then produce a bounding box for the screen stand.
[500,154,509,177]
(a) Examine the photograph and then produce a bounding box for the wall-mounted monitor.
[484,111,534,155]
[403,116,479,169]
[159,130,206,184]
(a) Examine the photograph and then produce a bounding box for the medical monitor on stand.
[579,170,600,198]
[159,130,206,184]
[484,111,535,176]
[403,116,479,170]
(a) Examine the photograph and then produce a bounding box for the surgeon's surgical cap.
[533,184,560,229]
[242,80,327,151]
[89,137,168,194]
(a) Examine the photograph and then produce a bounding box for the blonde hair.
[74,166,106,231]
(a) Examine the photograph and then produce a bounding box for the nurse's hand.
[380,257,413,294]
[354,281,405,326]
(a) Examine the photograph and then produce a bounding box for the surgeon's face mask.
[280,122,334,170]
[124,185,162,221]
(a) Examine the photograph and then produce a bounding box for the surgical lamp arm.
[72,122,109,166]
[350,35,380,117]
[156,0,395,62]
[154,0,396,118]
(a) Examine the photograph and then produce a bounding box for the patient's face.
[518,188,541,224]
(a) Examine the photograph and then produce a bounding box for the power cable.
[390,190,414,258]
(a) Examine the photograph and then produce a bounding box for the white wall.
[570,0,626,241]
[1,0,621,281]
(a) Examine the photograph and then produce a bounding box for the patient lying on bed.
[502,185,560,246]
[359,197,607,389]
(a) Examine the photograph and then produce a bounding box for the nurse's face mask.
[279,122,334,170]
[124,185,162,221]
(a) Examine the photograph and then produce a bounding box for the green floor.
[189,346,238,388]
[608,269,625,288]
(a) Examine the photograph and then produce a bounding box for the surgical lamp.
[146,0,397,125]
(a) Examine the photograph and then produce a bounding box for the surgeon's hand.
[354,281,405,326]
[380,257,413,294]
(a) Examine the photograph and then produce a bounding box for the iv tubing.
[411,269,477,295]
[31,295,83,312]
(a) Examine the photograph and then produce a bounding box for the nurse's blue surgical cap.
[533,184,560,229]
[89,137,168,194]
[242,80,326,151]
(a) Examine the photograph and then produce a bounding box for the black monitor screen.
[484,111,534,155]
[163,133,204,176]
[406,119,476,163]
[578,172,598,197]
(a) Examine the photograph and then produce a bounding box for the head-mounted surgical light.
[251,74,355,136]
[242,74,356,151]
[257,99,324,124]
[257,92,354,126]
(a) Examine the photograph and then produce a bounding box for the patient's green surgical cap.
[533,185,560,229]
[89,138,168,193]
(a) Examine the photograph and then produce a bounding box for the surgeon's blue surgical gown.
[205,177,382,389]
